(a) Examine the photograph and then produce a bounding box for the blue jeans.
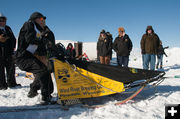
[143,54,156,70]
[142,54,145,69]
[117,56,129,67]
[157,54,163,67]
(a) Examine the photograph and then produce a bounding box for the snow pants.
[15,51,53,98]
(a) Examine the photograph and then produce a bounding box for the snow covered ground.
[0,41,180,119]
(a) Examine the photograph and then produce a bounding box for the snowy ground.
[0,41,180,119]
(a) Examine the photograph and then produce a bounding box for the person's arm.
[164,46,169,49]
[6,26,16,51]
[113,38,118,52]
[140,35,145,54]
[23,22,41,45]
[127,35,133,52]
[73,49,76,58]
[107,38,112,54]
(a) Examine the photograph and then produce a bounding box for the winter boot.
[0,85,7,90]
[8,83,21,88]
[0,83,8,90]
[27,89,38,98]
[40,95,52,105]
[160,65,162,69]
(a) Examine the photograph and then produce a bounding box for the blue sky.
[0,0,180,48]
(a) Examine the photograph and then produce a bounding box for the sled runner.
[47,43,166,108]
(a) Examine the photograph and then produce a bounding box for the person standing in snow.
[140,25,160,70]
[113,27,133,67]
[156,41,169,69]
[15,12,55,104]
[97,30,112,64]
[0,13,21,90]
[66,43,76,59]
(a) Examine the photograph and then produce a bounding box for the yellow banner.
[53,59,125,100]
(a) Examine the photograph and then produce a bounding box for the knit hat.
[0,13,7,20]
[118,27,125,32]
[30,12,46,21]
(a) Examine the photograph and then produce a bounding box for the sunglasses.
[0,19,6,22]
[39,17,46,21]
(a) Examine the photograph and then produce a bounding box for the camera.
[2,33,7,37]
[0,32,7,37]
[0,30,7,37]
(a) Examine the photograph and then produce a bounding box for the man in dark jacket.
[0,13,20,90]
[113,27,133,67]
[140,25,160,70]
[15,12,55,104]
[97,31,112,64]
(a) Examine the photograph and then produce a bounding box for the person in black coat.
[15,12,55,104]
[66,43,76,59]
[0,13,21,90]
[97,31,112,64]
[113,27,133,67]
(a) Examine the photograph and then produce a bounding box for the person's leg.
[16,51,52,101]
[142,54,145,69]
[150,54,156,70]
[116,53,119,65]
[144,54,150,70]
[100,56,105,64]
[105,56,110,65]
[117,56,123,66]
[5,56,20,87]
[27,74,40,98]
[0,58,7,89]
[160,55,163,68]
[122,56,129,67]
[156,55,160,69]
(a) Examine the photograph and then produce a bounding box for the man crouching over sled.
[15,12,55,104]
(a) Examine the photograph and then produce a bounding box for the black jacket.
[15,21,55,58]
[0,25,16,58]
[113,34,133,56]
[66,48,76,59]
[34,26,55,56]
[97,37,112,57]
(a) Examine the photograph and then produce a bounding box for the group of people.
[97,27,132,67]
[97,26,168,70]
[0,12,56,104]
[0,11,168,104]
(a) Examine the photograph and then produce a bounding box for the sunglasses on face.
[39,17,45,21]
[0,19,6,22]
